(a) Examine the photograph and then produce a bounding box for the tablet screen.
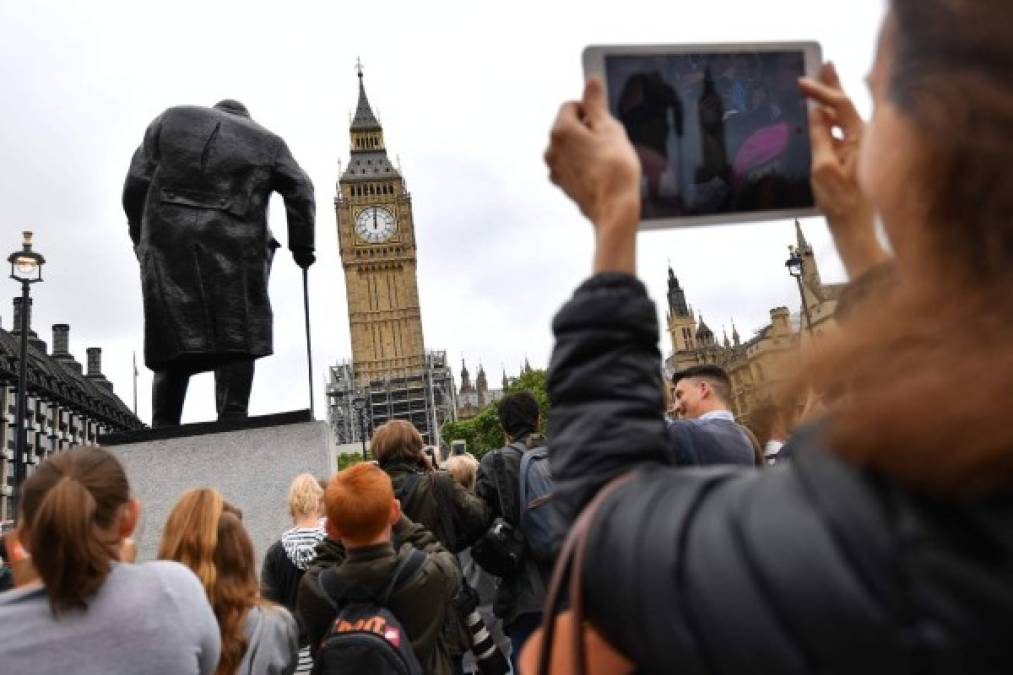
[604,50,814,221]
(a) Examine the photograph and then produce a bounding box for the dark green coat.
[380,461,490,553]
[297,517,460,675]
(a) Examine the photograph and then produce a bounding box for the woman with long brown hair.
[535,0,1013,671]
[0,447,220,674]
[160,488,298,675]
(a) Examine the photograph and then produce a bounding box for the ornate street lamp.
[7,231,45,518]
[352,395,368,462]
[785,244,814,338]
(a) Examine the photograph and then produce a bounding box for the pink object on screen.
[733,121,790,183]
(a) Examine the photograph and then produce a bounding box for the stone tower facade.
[662,223,844,423]
[460,359,474,394]
[335,67,425,386]
[328,66,456,448]
[666,266,698,353]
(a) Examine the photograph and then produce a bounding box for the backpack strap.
[518,444,546,514]
[735,423,765,468]
[394,471,422,507]
[319,548,427,609]
[491,443,524,526]
[431,472,460,550]
[318,566,353,610]
[379,548,426,605]
[536,472,636,675]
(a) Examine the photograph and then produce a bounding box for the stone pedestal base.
[104,411,336,565]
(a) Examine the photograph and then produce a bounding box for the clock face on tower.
[355,206,397,243]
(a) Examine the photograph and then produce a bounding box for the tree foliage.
[441,368,548,459]
[337,453,364,471]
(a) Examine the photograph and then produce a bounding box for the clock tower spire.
[350,60,385,153]
[335,64,425,386]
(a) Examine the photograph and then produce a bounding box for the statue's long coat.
[122,105,315,371]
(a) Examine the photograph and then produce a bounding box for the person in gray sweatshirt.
[0,447,221,675]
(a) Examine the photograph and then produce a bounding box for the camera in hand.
[455,584,509,675]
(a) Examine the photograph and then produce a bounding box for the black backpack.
[471,444,526,577]
[312,549,427,675]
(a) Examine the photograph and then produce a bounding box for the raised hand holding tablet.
[545,78,640,274]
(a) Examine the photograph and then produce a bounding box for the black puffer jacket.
[547,273,1013,674]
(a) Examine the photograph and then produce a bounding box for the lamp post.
[352,394,368,462]
[7,231,45,519]
[785,245,814,338]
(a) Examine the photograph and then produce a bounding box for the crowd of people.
[3,0,1013,671]
[0,389,552,675]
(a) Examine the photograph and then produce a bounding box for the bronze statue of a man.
[122,100,315,428]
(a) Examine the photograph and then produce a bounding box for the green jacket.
[297,517,461,675]
[380,461,491,552]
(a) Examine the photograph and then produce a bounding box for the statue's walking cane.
[302,267,315,418]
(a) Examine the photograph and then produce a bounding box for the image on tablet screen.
[604,51,814,220]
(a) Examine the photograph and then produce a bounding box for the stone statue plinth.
[101,411,336,568]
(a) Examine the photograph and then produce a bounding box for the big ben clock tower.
[335,65,426,386]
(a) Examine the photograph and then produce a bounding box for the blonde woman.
[261,474,326,674]
[160,489,298,675]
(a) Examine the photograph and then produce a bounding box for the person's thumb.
[582,77,609,124]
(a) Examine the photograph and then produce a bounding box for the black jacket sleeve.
[475,452,502,519]
[546,274,910,674]
[260,540,283,604]
[441,472,490,550]
[547,273,670,527]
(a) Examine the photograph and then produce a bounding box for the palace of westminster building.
[665,222,842,423]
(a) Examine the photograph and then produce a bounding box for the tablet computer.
[583,42,822,229]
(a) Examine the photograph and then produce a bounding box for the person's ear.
[390,498,401,526]
[119,498,141,539]
[325,518,341,541]
[699,380,711,399]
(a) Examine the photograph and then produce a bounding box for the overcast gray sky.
[0,0,887,425]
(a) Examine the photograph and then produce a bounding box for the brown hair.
[370,419,424,466]
[799,0,1013,494]
[159,489,258,675]
[325,463,394,543]
[19,447,130,615]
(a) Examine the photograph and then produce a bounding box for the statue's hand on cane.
[293,249,316,269]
